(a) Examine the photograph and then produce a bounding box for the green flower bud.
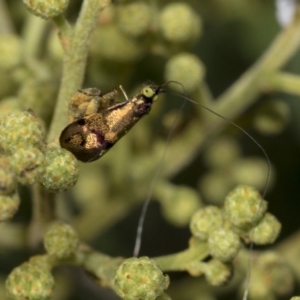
[114,256,169,300]
[91,25,144,62]
[186,260,205,277]
[40,148,79,192]
[11,148,44,185]
[18,78,57,125]
[247,252,294,299]
[164,53,205,93]
[253,99,291,135]
[159,3,201,43]
[204,137,241,168]
[44,221,79,259]
[249,213,281,245]
[231,158,271,191]
[117,2,153,37]
[23,0,69,19]
[0,34,21,71]
[291,297,300,300]
[198,171,232,205]
[6,257,54,300]
[224,185,267,230]
[208,228,241,262]
[246,268,274,300]
[157,183,202,227]
[0,191,20,221]
[0,97,20,119]
[190,206,223,241]
[204,259,232,286]
[0,157,16,195]
[0,110,45,153]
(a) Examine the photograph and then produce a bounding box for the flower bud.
[208,228,241,262]
[0,110,44,153]
[190,206,222,241]
[6,257,54,300]
[11,148,44,185]
[159,3,201,43]
[23,0,69,19]
[253,99,290,135]
[158,183,202,227]
[164,53,205,93]
[0,191,20,221]
[204,259,232,286]
[44,222,79,259]
[117,2,153,37]
[224,185,267,230]
[249,213,281,245]
[40,148,79,192]
[114,256,169,300]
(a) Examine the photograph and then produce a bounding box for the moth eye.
[142,86,155,98]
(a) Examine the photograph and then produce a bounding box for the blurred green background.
[1,0,300,299]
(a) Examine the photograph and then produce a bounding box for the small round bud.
[249,213,281,245]
[159,184,202,227]
[190,206,223,241]
[23,0,69,19]
[253,99,291,135]
[0,110,45,153]
[91,25,144,62]
[231,158,272,191]
[204,259,232,286]
[204,137,241,168]
[117,2,153,37]
[6,258,54,300]
[114,256,169,300]
[247,252,294,299]
[224,185,267,230]
[198,171,232,205]
[40,148,79,192]
[0,34,21,71]
[291,297,300,300]
[208,228,241,262]
[164,53,205,93]
[0,191,20,221]
[159,3,201,43]
[0,157,16,195]
[44,222,79,259]
[246,268,274,300]
[11,148,44,185]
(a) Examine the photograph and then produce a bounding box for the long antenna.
[133,83,271,300]
[133,98,187,257]
[167,89,271,300]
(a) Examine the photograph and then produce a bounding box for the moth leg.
[119,85,129,101]
[68,88,102,122]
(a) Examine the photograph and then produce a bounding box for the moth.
[59,83,164,162]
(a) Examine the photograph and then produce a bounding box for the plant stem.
[264,72,300,96]
[47,0,111,143]
[153,242,208,272]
